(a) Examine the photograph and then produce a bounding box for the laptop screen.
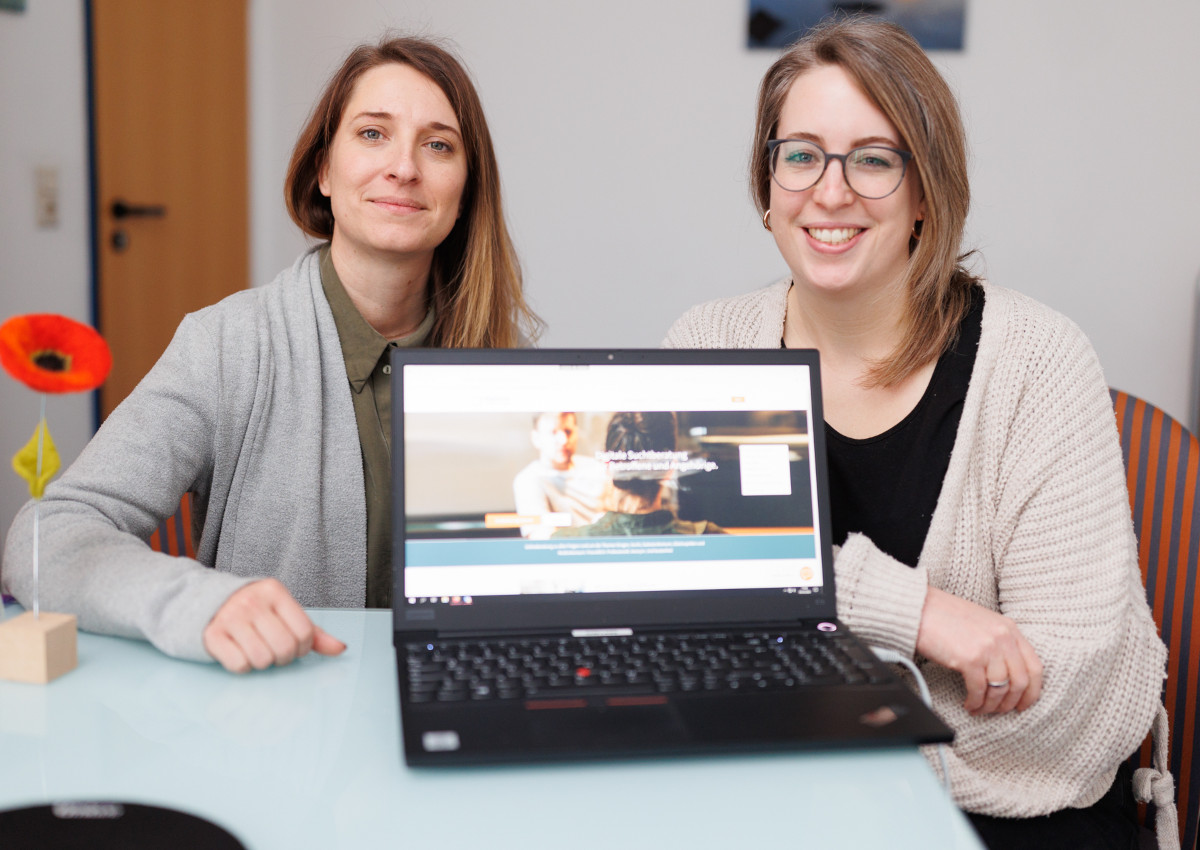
[392,350,836,636]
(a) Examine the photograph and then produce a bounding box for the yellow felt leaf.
[12,419,60,499]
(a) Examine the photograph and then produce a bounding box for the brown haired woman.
[665,17,1170,850]
[3,36,540,674]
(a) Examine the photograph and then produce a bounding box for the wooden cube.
[0,611,77,684]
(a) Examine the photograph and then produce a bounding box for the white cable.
[871,645,952,794]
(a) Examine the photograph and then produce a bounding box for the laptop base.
[401,674,951,766]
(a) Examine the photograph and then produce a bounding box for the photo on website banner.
[403,409,813,542]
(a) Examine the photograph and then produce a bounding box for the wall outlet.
[35,166,59,228]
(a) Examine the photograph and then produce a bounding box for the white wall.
[3,1,1199,551]
[250,0,784,345]
[251,0,1200,426]
[0,3,93,555]
[945,2,1200,421]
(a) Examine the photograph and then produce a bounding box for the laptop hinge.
[398,622,838,645]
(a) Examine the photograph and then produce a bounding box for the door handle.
[111,199,167,219]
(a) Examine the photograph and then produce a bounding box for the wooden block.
[0,611,78,683]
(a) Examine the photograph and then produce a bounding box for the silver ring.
[987,679,1010,688]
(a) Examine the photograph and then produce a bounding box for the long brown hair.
[752,17,979,386]
[285,35,541,347]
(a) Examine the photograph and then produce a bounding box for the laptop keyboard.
[404,631,891,703]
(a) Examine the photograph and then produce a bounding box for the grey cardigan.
[1,247,367,661]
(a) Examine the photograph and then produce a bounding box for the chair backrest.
[148,492,196,559]
[1111,388,1200,849]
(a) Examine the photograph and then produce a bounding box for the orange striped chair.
[1111,388,1200,849]
[148,492,197,559]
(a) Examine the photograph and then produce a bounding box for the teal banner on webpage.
[405,534,815,567]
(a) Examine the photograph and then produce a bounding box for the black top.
[824,286,984,567]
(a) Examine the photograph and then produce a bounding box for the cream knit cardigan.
[665,278,1169,820]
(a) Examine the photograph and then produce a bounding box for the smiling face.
[318,62,468,272]
[769,63,924,300]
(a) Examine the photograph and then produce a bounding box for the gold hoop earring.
[762,209,772,232]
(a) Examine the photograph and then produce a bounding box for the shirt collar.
[319,245,435,392]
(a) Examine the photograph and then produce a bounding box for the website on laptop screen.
[400,363,825,608]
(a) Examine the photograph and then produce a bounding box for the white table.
[0,603,983,849]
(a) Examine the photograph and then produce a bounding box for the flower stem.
[33,501,40,620]
[33,393,45,619]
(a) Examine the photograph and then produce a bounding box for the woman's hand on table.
[203,578,346,673]
[916,586,1043,716]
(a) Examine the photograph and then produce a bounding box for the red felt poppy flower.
[0,314,112,394]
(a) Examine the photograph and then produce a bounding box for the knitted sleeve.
[1,313,255,661]
[930,304,1167,815]
[831,532,928,656]
[830,292,1166,816]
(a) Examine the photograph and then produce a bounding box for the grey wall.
[3,0,1199,551]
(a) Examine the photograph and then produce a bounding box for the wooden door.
[91,0,248,417]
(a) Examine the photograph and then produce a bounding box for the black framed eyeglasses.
[767,139,913,199]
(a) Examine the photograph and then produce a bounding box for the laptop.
[390,348,952,765]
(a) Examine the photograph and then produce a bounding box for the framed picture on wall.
[0,0,28,12]
[748,1,966,50]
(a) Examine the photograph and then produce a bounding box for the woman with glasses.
[665,17,1168,849]
[3,36,540,675]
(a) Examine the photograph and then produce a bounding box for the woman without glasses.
[665,17,1169,849]
[3,36,540,674]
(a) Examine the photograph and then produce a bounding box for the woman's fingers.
[991,667,1022,715]
[203,579,343,673]
[977,659,1014,715]
[917,587,1045,716]
[203,627,253,674]
[224,617,281,671]
[312,626,348,657]
[960,660,990,714]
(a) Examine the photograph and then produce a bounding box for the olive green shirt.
[319,246,434,607]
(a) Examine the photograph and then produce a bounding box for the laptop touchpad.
[525,701,688,749]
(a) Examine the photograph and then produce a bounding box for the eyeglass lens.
[771,141,906,199]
